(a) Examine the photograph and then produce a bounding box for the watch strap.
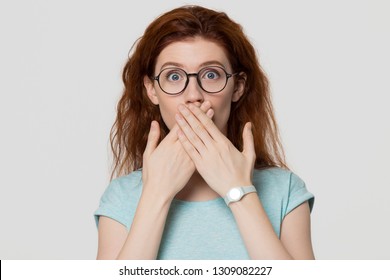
[224,185,257,205]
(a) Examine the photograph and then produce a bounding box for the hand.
[142,102,214,201]
[175,102,256,197]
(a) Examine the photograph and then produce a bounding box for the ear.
[143,75,159,105]
[232,72,247,102]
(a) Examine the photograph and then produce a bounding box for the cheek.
[211,98,232,132]
[157,99,179,130]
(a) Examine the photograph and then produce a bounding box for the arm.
[97,194,314,259]
[96,122,190,259]
[176,103,314,259]
[229,197,314,259]
[97,103,214,259]
[99,190,172,260]
[96,217,128,259]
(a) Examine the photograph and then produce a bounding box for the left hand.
[175,102,256,197]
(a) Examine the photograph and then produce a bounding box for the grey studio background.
[0,0,389,259]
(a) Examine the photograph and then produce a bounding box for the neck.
[175,171,220,202]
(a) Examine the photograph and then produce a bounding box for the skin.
[143,37,245,136]
[96,37,315,260]
[143,37,246,201]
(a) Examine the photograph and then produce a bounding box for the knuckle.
[224,141,235,153]
[187,132,198,143]
[186,144,197,153]
[203,117,214,130]
[222,138,231,148]
[193,123,204,134]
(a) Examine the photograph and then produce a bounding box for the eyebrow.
[159,60,227,71]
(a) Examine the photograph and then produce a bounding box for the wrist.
[141,184,175,208]
[223,185,257,206]
[217,179,253,197]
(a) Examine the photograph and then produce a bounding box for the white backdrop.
[0,0,389,259]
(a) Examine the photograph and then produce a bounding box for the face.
[144,37,245,135]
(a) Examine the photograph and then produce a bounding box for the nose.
[183,76,204,105]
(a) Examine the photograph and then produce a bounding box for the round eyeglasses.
[152,66,237,95]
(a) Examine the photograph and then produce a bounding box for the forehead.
[155,37,231,71]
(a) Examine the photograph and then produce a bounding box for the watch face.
[229,188,241,201]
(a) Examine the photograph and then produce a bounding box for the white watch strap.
[224,185,257,205]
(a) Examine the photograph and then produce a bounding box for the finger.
[242,122,256,162]
[177,104,215,147]
[186,103,223,142]
[177,103,214,146]
[156,101,213,144]
[144,121,160,158]
[169,100,210,139]
[175,111,209,154]
[177,128,202,163]
[200,101,214,119]
[206,108,214,118]
[166,123,180,142]
[199,101,211,113]
[169,104,213,144]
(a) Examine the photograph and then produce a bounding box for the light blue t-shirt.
[94,167,314,259]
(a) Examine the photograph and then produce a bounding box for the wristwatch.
[224,185,257,205]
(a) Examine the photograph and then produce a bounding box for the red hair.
[110,5,288,179]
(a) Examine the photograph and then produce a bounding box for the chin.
[159,114,174,131]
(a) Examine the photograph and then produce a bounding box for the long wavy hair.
[110,5,288,180]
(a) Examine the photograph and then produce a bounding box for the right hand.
[142,102,214,201]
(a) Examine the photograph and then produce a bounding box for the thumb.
[242,122,255,161]
[144,121,160,158]
[166,123,180,142]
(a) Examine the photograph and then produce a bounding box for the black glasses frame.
[152,66,237,95]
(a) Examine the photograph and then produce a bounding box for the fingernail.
[207,109,214,118]
[202,101,211,110]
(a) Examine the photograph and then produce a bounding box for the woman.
[94,5,315,260]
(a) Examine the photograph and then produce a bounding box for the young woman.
[94,5,315,260]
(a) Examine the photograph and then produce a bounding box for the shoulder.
[252,167,314,212]
[103,170,143,200]
[252,167,303,190]
[94,170,143,230]
[110,170,143,190]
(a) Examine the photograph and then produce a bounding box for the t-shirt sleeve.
[94,179,129,229]
[284,172,315,216]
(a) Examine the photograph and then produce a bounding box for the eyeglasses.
[152,66,237,95]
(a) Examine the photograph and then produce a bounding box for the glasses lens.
[157,66,229,94]
[159,68,187,94]
[198,67,227,93]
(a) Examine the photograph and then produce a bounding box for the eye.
[164,69,185,82]
[201,68,221,80]
[168,73,180,81]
